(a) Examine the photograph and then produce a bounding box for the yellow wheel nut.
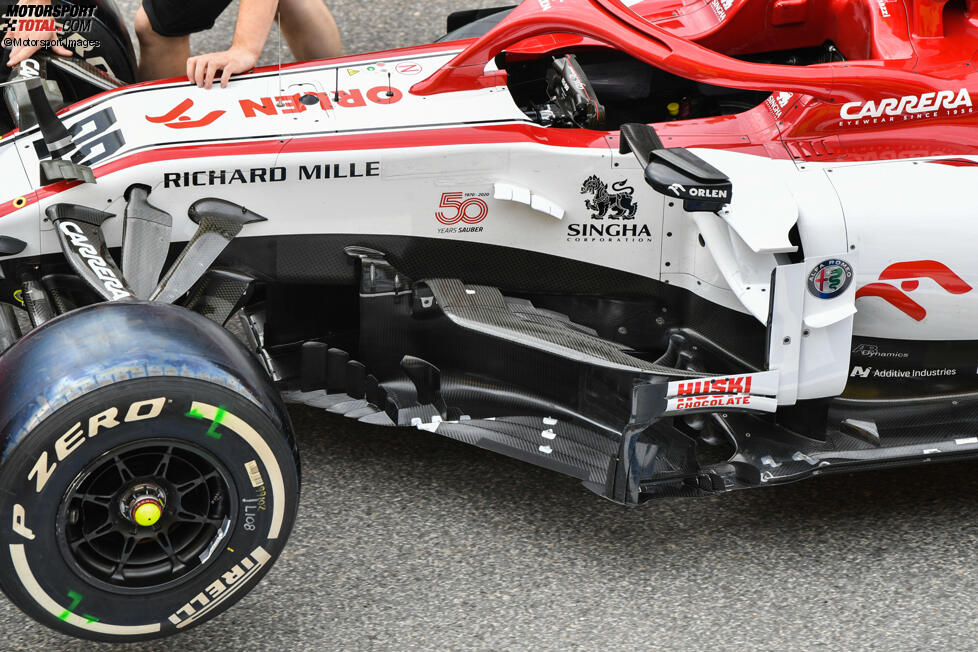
[132,499,163,527]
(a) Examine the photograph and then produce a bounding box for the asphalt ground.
[3,1,978,649]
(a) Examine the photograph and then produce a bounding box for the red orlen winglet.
[856,283,928,321]
[145,99,194,123]
[877,260,974,294]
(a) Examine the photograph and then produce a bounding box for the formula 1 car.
[1,0,977,641]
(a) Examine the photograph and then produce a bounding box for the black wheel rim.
[57,439,237,595]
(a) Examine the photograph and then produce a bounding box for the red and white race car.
[0,0,976,641]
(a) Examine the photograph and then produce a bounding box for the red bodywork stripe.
[0,124,609,218]
[928,158,978,167]
[855,283,927,321]
[877,260,973,294]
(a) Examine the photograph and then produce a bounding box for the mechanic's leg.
[134,6,191,81]
[277,0,343,61]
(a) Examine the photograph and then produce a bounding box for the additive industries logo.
[855,260,972,321]
[850,365,956,379]
[808,259,853,299]
[839,88,973,126]
[568,175,651,243]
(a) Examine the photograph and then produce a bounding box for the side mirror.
[644,148,732,212]
[618,123,732,212]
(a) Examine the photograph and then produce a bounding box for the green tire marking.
[186,405,227,439]
[58,590,83,621]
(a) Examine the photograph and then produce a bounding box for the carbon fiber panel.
[424,278,701,376]
[434,419,613,488]
[122,185,172,300]
[183,269,254,325]
[151,201,266,304]
[46,204,134,302]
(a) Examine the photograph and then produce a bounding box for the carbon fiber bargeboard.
[423,278,703,377]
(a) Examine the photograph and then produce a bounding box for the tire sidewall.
[0,377,298,642]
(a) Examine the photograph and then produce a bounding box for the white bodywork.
[1,49,975,405]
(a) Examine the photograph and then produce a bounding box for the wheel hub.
[58,440,235,593]
[120,483,167,527]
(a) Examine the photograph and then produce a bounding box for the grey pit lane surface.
[3,1,978,649]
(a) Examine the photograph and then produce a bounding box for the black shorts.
[142,0,235,37]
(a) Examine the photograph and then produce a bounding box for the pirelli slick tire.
[0,302,299,642]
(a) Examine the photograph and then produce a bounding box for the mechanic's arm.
[186,0,278,89]
[4,0,72,67]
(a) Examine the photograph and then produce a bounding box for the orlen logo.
[146,99,225,129]
[688,187,729,199]
[840,88,971,120]
[855,260,972,321]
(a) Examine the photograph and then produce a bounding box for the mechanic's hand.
[186,47,258,89]
[4,0,72,67]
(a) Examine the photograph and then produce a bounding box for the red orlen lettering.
[366,86,403,105]
[275,94,305,114]
[335,89,366,108]
[311,92,333,110]
[239,86,403,119]
[239,98,277,118]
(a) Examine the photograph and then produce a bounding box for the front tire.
[0,377,299,641]
[0,303,299,642]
